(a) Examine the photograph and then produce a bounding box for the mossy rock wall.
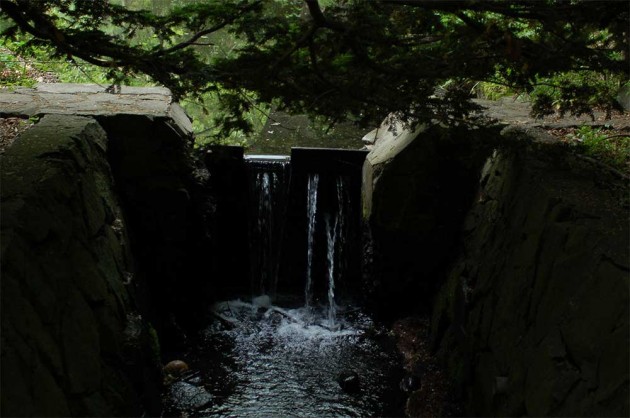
[431,127,629,416]
[1,115,160,416]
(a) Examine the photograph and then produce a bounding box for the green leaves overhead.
[2,0,628,134]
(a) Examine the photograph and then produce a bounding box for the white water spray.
[258,172,272,294]
[246,156,290,298]
[305,173,319,308]
[325,213,338,330]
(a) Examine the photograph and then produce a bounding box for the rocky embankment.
[1,115,160,415]
[363,121,629,416]
[0,84,212,416]
[432,127,628,416]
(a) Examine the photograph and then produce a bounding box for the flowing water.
[163,160,404,417]
[164,300,404,417]
[325,213,338,330]
[245,156,290,298]
[304,173,319,309]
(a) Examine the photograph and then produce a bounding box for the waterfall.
[304,174,351,328]
[305,173,319,308]
[246,153,357,330]
[246,156,290,298]
[255,172,273,294]
[325,213,338,330]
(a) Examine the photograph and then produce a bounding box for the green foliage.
[473,81,518,101]
[531,71,625,119]
[1,28,121,86]
[0,24,265,147]
[570,125,630,170]
[0,46,36,87]
[182,89,269,148]
[1,0,628,137]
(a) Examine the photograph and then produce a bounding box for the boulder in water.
[164,360,189,378]
[337,370,361,393]
[168,381,213,410]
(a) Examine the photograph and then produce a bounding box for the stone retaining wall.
[1,115,160,416]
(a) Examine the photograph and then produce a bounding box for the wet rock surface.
[337,370,361,393]
[0,83,217,352]
[0,85,206,416]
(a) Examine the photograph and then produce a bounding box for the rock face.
[430,127,629,416]
[99,112,214,346]
[362,121,628,416]
[0,85,210,416]
[0,83,192,136]
[361,123,494,316]
[0,83,214,351]
[0,115,159,416]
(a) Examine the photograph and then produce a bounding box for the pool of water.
[163,298,405,417]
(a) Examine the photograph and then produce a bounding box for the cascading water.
[256,172,272,294]
[164,151,403,417]
[325,213,338,330]
[303,173,350,329]
[304,173,319,309]
[164,299,403,417]
[245,156,290,298]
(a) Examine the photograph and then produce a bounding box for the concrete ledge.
[291,147,368,176]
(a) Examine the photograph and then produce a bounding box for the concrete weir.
[290,147,369,175]
[204,146,368,298]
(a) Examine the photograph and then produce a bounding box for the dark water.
[163,299,405,417]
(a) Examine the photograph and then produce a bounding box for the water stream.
[163,158,404,417]
[164,301,403,417]
[245,156,290,298]
[325,213,338,330]
[305,173,319,310]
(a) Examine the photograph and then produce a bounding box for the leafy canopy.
[2,0,628,134]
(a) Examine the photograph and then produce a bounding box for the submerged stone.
[337,370,361,393]
[168,381,213,411]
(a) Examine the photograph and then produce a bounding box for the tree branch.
[272,24,318,74]
[2,0,122,67]
[304,0,345,31]
[155,1,262,57]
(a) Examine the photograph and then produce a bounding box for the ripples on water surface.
[164,298,404,417]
